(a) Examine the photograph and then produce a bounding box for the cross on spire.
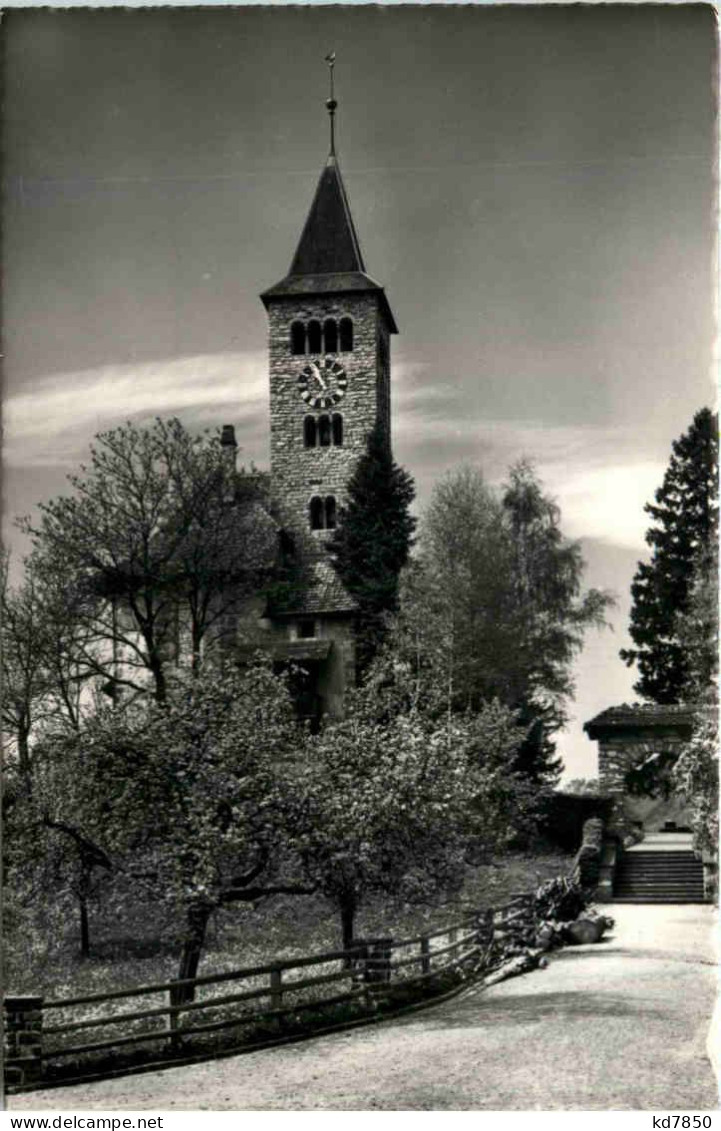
[325,52,337,156]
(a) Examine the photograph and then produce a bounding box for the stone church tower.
[258,87,397,719]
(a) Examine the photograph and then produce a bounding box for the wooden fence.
[5,895,534,1091]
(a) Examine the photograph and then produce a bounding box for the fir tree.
[620,408,718,703]
[329,423,416,677]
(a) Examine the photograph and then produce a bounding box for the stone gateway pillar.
[584,704,695,840]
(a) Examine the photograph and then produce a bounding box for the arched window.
[291,321,306,355]
[339,317,353,353]
[304,416,317,448]
[307,320,322,354]
[318,414,331,447]
[309,495,337,531]
[310,496,324,530]
[332,413,343,446]
[323,318,338,354]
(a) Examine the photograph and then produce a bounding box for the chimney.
[220,424,238,473]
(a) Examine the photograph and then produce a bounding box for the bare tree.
[22,418,283,703]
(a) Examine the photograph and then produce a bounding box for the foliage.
[620,407,718,704]
[534,875,589,922]
[12,662,302,971]
[21,418,279,704]
[671,541,719,856]
[563,778,602,796]
[5,848,572,999]
[624,750,678,800]
[674,543,719,705]
[287,665,529,947]
[328,422,416,676]
[403,462,612,783]
[673,713,719,857]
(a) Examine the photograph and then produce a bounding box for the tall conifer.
[620,407,718,703]
[329,423,416,677]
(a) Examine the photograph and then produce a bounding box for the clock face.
[297,358,348,410]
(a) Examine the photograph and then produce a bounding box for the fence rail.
[5,897,532,1091]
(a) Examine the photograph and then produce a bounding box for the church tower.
[261,80,397,571]
[259,71,397,714]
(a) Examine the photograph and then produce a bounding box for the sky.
[2,5,717,780]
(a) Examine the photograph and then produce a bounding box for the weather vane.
[325,52,337,155]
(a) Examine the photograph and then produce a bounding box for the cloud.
[392,362,663,551]
[6,350,664,553]
[545,462,664,550]
[4,352,268,468]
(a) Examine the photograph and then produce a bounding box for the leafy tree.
[288,675,523,949]
[502,462,612,781]
[329,422,416,677]
[413,462,611,783]
[620,407,718,703]
[21,418,280,703]
[17,662,308,971]
[674,714,718,859]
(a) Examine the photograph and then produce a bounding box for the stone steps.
[613,850,706,903]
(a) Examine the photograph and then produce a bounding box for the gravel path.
[8,904,719,1111]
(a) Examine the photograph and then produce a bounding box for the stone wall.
[315,616,356,716]
[266,292,392,548]
[598,735,690,837]
[4,995,43,1089]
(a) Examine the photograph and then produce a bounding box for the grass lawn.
[7,850,572,1002]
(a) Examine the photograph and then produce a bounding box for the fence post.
[448,927,458,963]
[167,985,185,1052]
[365,938,392,986]
[4,995,44,1090]
[270,967,283,1012]
[420,934,430,975]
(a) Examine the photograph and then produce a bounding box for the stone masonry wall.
[4,995,44,1089]
[598,736,687,837]
[315,617,356,715]
[266,292,392,550]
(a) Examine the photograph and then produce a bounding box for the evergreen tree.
[329,423,416,677]
[620,408,718,703]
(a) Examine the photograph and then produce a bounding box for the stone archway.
[584,704,696,837]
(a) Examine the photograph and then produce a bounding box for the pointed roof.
[289,154,366,276]
[261,148,397,332]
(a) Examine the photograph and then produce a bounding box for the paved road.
[9,904,719,1111]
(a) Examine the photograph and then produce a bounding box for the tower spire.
[325,52,337,156]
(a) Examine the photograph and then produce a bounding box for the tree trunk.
[340,896,356,953]
[79,894,90,958]
[151,658,167,704]
[77,854,94,957]
[175,904,212,1006]
[18,726,31,786]
[191,617,203,675]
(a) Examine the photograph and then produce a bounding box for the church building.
[231,82,398,723]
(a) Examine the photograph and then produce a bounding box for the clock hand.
[311,362,327,390]
[309,361,326,389]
